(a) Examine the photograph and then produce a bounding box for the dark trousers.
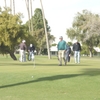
[65,52,70,62]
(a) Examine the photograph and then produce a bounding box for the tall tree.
[30,0,33,35]
[25,0,31,33]
[0,8,27,60]
[40,0,51,59]
[4,0,7,7]
[13,0,15,15]
[67,10,100,57]
[10,0,12,14]
[25,8,55,55]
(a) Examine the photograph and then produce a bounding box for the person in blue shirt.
[57,36,67,66]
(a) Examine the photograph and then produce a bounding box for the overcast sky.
[0,0,100,43]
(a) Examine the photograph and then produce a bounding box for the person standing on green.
[57,36,67,66]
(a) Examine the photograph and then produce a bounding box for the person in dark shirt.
[65,45,71,65]
[73,40,81,64]
[19,40,27,62]
[28,44,35,61]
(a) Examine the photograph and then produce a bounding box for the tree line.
[66,10,100,57]
[2,1,100,59]
[0,0,55,60]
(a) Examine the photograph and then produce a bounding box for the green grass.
[0,55,100,100]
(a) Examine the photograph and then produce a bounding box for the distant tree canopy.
[25,8,55,54]
[67,42,73,46]
[66,10,100,57]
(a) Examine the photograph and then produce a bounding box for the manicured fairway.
[0,55,100,100]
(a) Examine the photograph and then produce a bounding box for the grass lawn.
[0,55,100,100]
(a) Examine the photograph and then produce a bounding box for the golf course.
[0,55,100,100]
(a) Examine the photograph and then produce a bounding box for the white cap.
[59,36,63,39]
[74,40,78,43]
[22,40,26,43]
[30,44,32,47]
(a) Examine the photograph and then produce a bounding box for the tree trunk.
[30,0,34,35]
[8,51,17,60]
[4,0,7,7]
[89,51,93,57]
[10,0,12,14]
[89,47,93,57]
[13,0,15,15]
[25,0,31,33]
[38,48,42,55]
[40,0,51,59]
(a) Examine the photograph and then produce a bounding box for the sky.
[0,0,100,43]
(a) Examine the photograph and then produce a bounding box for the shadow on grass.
[0,68,100,89]
[0,74,79,89]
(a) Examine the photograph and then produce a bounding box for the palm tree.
[4,0,7,7]
[40,0,51,59]
[30,0,33,35]
[25,0,31,33]
[10,0,12,14]
[13,0,15,15]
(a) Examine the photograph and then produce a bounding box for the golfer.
[19,40,27,62]
[73,40,81,64]
[28,44,35,61]
[57,36,67,66]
